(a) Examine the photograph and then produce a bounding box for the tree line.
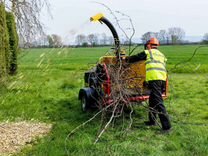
[76,27,187,46]
[28,30,208,48]
[73,28,208,47]
[75,33,115,47]
[141,27,185,44]
[28,33,115,48]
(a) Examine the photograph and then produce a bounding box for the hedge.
[0,3,9,78]
[6,11,19,75]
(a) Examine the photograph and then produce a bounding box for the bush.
[6,11,19,75]
[0,3,10,78]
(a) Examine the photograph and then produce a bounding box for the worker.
[126,38,171,132]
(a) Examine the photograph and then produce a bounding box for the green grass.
[0,45,208,155]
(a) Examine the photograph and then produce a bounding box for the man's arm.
[126,51,147,63]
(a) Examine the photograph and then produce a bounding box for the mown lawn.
[0,45,208,156]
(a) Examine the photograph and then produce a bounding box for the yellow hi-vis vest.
[144,49,167,81]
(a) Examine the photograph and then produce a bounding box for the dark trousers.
[148,80,171,130]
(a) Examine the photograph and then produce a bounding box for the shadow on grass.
[41,93,155,131]
[41,96,97,124]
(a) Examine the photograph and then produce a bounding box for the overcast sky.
[42,0,208,43]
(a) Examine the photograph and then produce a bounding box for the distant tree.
[123,39,130,45]
[75,34,86,46]
[107,36,114,45]
[101,33,107,45]
[47,35,53,47]
[47,34,62,47]
[202,33,208,44]
[52,34,62,47]
[120,37,129,45]
[141,32,156,44]
[168,27,185,44]
[87,34,98,46]
[158,30,169,44]
[82,42,88,47]
[154,32,160,40]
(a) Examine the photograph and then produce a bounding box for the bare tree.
[157,30,168,44]
[87,34,98,46]
[203,33,208,40]
[101,33,107,45]
[47,35,53,47]
[47,34,62,47]
[141,32,156,44]
[107,36,114,45]
[141,28,185,45]
[3,0,50,43]
[168,27,185,44]
[52,34,62,47]
[75,34,86,46]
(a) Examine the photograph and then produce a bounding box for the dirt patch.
[0,121,52,155]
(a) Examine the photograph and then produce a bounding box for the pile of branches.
[93,63,139,143]
[65,62,148,151]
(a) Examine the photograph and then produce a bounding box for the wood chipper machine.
[78,13,168,112]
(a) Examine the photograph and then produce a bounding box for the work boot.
[144,121,156,126]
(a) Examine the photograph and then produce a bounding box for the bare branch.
[4,0,51,44]
[93,2,136,54]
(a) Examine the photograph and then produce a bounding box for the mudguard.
[78,87,96,104]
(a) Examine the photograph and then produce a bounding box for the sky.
[42,0,208,43]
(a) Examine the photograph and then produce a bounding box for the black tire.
[80,94,89,112]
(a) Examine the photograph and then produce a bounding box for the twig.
[94,103,119,144]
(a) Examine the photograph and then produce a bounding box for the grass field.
[0,45,208,155]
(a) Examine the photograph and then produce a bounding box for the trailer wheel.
[80,94,89,112]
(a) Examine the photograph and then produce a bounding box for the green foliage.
[82,42,88,47]
[47,35,53,47]
[202,40,208,44]
[0,46,208,155]
[6,11,19,75]
[0,4,18,81]
[0,3,9,78]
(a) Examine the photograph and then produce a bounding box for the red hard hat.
[147,38,159,46]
